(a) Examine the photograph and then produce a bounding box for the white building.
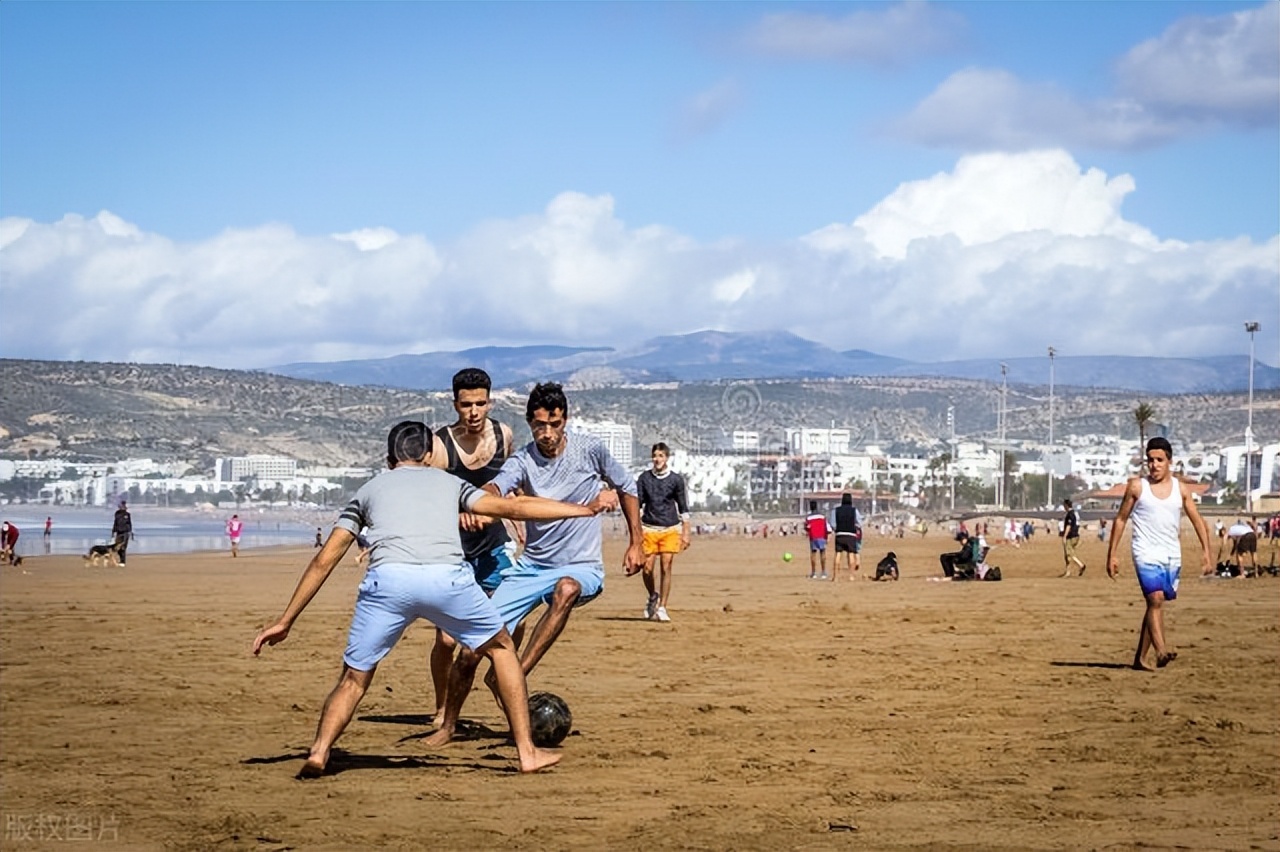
[217,455,298,484]
[569,420,634,469]
[785,428,852,456]
[731,431,760,452]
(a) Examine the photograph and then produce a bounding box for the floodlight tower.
[1245,322,1260,514]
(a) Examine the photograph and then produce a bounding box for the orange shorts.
[642,526,682,556]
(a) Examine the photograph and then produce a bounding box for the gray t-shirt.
[335,466,483,568]
[490,432,636,567]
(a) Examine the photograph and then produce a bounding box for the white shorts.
[343,562,504,671]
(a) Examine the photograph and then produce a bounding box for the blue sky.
[2,1,1277,369]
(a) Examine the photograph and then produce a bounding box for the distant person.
[425,368,518,716]
[805,500,832,580]
[939,531,981,580]
[1097,518,1107,542]
[831,493,862,581]
[111,502,133,565]
[1106,437,1212,671]
[227,514,244,558]
[1227,519,1258,576]
[634,442,690,621]
[1059,498,1085,577]
[426,382,645,750]
[251,421,605,776]
[1,521,19,565]
[314,527,323,548]
[44,516,52,555]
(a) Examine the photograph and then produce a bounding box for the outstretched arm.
[470,492,604,522]
[253,528,357,654]
[1106,479,1140,580]
[1181,484,1213,576]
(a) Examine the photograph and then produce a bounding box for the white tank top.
[1130,477,1183,566]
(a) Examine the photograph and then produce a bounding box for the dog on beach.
[84,543,121,567]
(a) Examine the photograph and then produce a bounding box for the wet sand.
[2,528,1277,851]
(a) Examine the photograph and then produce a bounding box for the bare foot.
[1131,660,1156,672]
[1156,651,1178,668]
[422,728,455,748]
[519,748,562,773]
[297,757,326,779]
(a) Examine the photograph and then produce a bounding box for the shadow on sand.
[1049,661,1132,670]
[242,748,516,777]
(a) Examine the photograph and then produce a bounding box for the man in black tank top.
[426,368,517,718]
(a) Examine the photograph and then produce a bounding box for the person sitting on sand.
[873,552,899,581]
[1105,437,1211,671]
[939,532,980,580]
[252,420,610,776]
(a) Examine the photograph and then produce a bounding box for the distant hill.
[2,359,1275,468]
[267,330,1278,394]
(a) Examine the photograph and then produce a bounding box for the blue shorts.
[1136,562,1181,601]
[810,537,827,553]
[488,555,603,633]
[467,542,516,593]
[343,562,504,671]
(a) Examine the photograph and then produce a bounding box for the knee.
[434,629,458,651]
[549,578,582,609]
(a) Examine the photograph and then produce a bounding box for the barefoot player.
[252,421,608,776]
[425,368,517,717]
[1105,437,1212,671]
[635,442,690,622]
[426,382,645,747]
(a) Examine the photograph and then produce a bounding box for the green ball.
[782,552,793,562]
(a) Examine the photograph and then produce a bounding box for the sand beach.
[1,526,1277,851]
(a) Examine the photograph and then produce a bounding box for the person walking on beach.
[252,420,610,776]
[111,502,133,565]
[805,500,832,580]
[634,442,690,621]
[831,493,862,580]
[426,382,645,749]
[1059,498,1085,577]
[227,514,244,557]
[43,516,52,554]
[1105,437,1211,671]
[425,368,518,717]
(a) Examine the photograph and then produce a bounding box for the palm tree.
[1134,402,1156,469]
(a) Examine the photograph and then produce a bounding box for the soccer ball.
[782,552,794,563]
[528,692,572,747]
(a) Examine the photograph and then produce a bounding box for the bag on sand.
[983,566,1002,581]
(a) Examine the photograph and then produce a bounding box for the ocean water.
[0,507,327,558]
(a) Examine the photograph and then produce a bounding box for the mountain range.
[269,330,1279,394]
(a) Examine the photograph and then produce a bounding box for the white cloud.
[846,149,1164,259]
[332,227,400,251]
[1116,3,1279,127]
[1,151,1275,368]
[742,1,965,65]
[895,4,1279,151]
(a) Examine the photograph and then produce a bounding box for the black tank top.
[436,419,510,558]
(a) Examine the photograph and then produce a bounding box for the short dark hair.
[387,420,432,468]
[526,382,568,421]
[452,368,492,399]
[1063,498,1073,508]
[1146,437,1173,460]
[652,442,670,455]
[809,500,818,512]
[841,492,853,505]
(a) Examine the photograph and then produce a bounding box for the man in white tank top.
[1105,437,1212,671]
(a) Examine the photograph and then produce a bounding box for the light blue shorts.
[343,562,504,671]
[1136,562,1181,601]
[488,555,603,633]
[810,537,827,553]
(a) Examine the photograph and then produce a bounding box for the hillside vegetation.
[1,359,1275,467]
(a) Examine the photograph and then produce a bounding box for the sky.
[1,1,1277,370]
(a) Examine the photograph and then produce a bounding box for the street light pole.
[1245,322,1260,514]
[1047,346,1056,510]
[998,363,1008,509]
